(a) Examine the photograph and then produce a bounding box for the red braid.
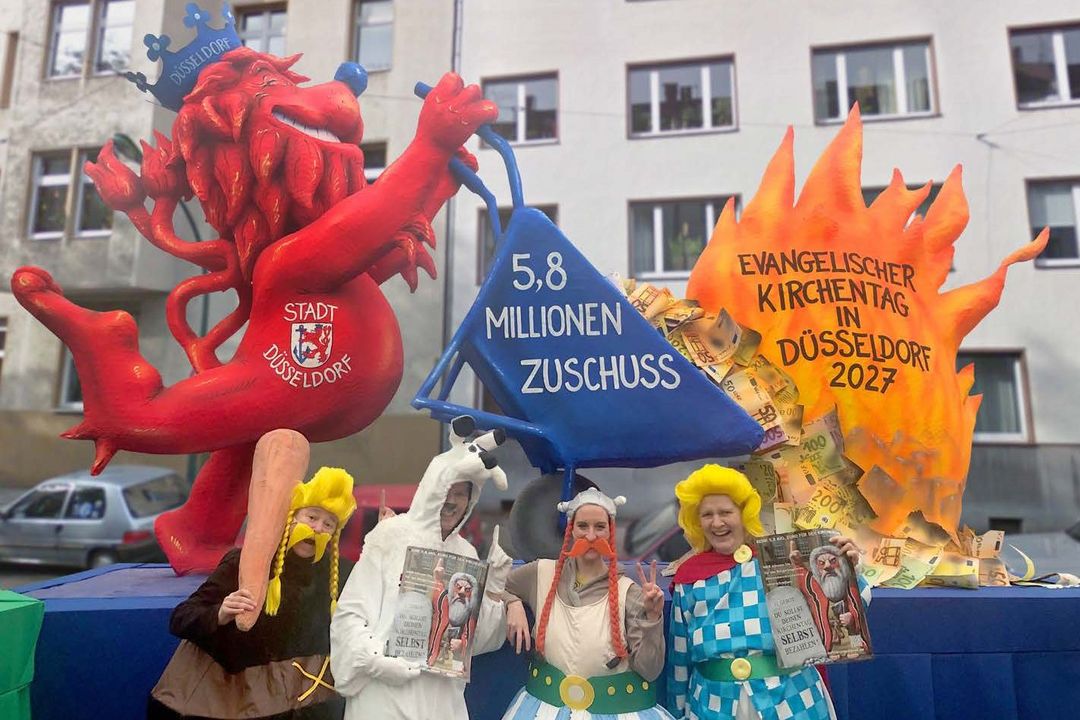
[535,521,573,658]
[607,517,628,660]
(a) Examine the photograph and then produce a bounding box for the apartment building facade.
[447,0,1080,530]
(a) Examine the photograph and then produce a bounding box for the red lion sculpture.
[10,48,496,573]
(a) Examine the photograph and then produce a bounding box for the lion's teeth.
[272,110,340,143]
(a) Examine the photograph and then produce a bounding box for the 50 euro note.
[858,536,906,587]
[880,539,942,590]
[661,299,705,338]
[681,310,757,382]
[721,370,789,452]
[627,283,675,326]
[746,354,799,407]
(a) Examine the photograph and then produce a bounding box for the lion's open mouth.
[272,109,344,144]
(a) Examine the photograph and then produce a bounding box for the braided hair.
[535,521,572,657]
[329,531,341,614]
[264,508,295,616]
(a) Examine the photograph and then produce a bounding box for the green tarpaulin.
[0,590,44,720]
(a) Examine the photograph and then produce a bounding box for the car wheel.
[88,550,118,569]
[509,472,597,561]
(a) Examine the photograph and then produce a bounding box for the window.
[123,473,188,518]
[94,0,133,72]
[483,75,558,144]
[64,486,106,519]
[862,183,941,220]
[1027,180,1080,266]
[9,486,70,519]
[630,196,734,278]
[956,352,1029,442]
[60,350,83,410]
[48,0,133,78]
[1010,25,1080,107]
[29,148,112,240]
[360,141,387,183]
[629,58,735,135]
[477,205,558,283]
[863,183,951,270]
[353,0,393,72]
[812,41,934,122]
[237,5,286,56]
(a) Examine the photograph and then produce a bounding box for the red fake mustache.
[567,537,615,558]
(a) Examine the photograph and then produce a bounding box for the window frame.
[482,73,560,146]
[352,0,394,73]
[628,195,736,280]
[627,56,738,138]
[28,147,112,241]
[477,205,558,284]
[92,0,134,76]
[236,3,287,56]
[58,348,84,411]
[1025,177,1080,268]
[1009,23,1080,110]
[46,0,133,80]
[811,38,937,124]
[956,350,1033,444]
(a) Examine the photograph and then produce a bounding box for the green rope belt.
[525,658,658,714]
[696,654,784,682]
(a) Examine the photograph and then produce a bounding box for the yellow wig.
[266,466,357,616]
[675,464,765,552]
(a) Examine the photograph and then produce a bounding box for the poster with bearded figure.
[386,546,488,680]
[757,530,873,668]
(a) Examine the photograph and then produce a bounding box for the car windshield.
[123,473,188,518]
[8,485,71,519]
[626,501,679,554]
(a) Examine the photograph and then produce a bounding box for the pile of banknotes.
[622,280,1012,588]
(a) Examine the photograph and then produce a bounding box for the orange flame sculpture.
[688,108,1047,537]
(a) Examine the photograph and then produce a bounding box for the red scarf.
[672,548,754,585]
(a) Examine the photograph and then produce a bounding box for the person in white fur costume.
[331,416,513,720]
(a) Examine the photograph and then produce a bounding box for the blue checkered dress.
[667,559,845,720]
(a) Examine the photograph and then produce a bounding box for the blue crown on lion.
[125,2,241,112]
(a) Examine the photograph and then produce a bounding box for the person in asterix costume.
[501,487,676,720]
[148,467,357,720]
[330,417,512,720]
[666,465,869,720]
[790,542,868,657]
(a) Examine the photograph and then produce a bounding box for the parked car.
[624,499,690,563]
[1004,521,1080,578]
[0,465,189,569]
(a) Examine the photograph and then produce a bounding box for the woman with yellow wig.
[149,467,357,720]
[665,465,862,720]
